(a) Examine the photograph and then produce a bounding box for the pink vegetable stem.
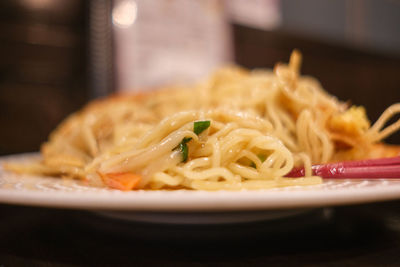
[286,156,400,178]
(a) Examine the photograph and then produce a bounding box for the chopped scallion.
[173,137,191,162]
[178,142,188,162]
[182,137,192,143]
[194,120,210,135]
[172,121,211,163]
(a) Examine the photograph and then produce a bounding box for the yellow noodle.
[6,51,400,191]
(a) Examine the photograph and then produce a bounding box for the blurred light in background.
[112,0,281,92]
[112,0,137,28]
[113,0,232,92]
[227,0,281,30]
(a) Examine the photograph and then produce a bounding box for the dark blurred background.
[0,0,399,156]
[0,0,89,155]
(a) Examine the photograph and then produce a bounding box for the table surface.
[2,200,400,267]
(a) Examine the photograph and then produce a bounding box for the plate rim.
[2,153,400,211]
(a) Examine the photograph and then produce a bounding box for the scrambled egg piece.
[328,106,370,137]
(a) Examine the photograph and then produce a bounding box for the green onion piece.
[182,137,192,144]
[179,142,188,162]
[173,137,192,162]
[194,120,210,135]
[172,121,210,163]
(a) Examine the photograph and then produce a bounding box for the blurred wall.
[281,0,400,56]
[0,0,88,155]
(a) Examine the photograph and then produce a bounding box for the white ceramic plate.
[1,153,400,224]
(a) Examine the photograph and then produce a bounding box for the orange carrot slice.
[99,172,141,191]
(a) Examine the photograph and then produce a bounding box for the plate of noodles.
[1,51,400,222]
